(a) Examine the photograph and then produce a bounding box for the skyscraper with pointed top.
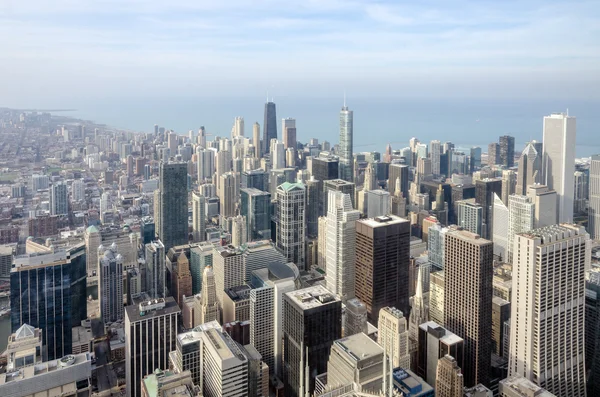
[263,100,277,156]
[339,101,354,182]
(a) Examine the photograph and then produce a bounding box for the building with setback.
[355,215,410,326]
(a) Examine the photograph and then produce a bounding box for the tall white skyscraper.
[199,266,219,324]
[71,179,85,202]
[325,190,360,301]
[50,182,68,215]
[492,193,509,260]
[589,154,600,240]
[378,306,411,370]
[98,243,124,323]
[196,147,215,182]
[339,104,354,182]
[508,224,590,397]
[506,195,535,263]
[270,139,286,169]
[542,113,576,223]
[430,140,441,176]
[233,116,244,137]
[192,192,206,242]
[275,182,306,270]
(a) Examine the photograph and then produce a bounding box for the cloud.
[0,0,598,103]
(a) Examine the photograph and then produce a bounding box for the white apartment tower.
[430,140,441,176]
[589,154,600,240]
[325,190,361,301]
[506,195,535,263]
[542,113,576,223]
[378,306,411,370]
[508,224,590,397]
[192,191,206,242]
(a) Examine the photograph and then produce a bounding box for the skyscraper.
[325,190,360,301]
[282,118,296,149]
[263,101,277,155]
[98,243,124,324]
[199,266,219,324]
[252,122,261,158]
[389,163,409,198]
[508,225,589,397]
[339,104,354,182]
[212,245,245,308]
[475,178,502,239]
[355,215,411,326]
[282,285,342,396]
[542,112,576,223]
[586,268,600,396]
[430,140,442,176]
[417,321,464,386]
[240,188,271,241]
[11,251,76,360]
[145,240,166,298]
[488,143,500,166]
[506,195,535,263]
[515,142,542,195]
[192,191,206,242]
[499,135,515,168]
[275,182,306,270]
[589,154,600,240]
[50,182,68,215]
[436,355,464,397]
[158,162,188,251]
[456,199,483,236]
[444,228,493,387]
[196,147,215,183]
[378,306,411,369]
[219,172,239,218]
[125,297,180,397]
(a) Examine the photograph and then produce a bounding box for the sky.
[0,0,599,106]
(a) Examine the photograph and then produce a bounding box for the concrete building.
[499,374,557,397]
[326,333,384,394]
[219,172,239,219]
[506,195,535,263]
[429,271,445,325]
[50,182,68,216]
[456,199,483,236]
[141,369,199,397]
[589,154,600,240]
[526,185,558,228]
[325,190,360,301]
[417,321,464,387]
[444,229,493,387]
[366,189,390,218]
[436,355,464,397]
[198,266,219,325]
[222,284,251,323]
[283,285,342,396]
[212,245,245,309]
[586,267,600,396]
[508,225,589,397]
[355,215,410,326]
[125,297,180,397]
[378,307,411,370]
[491,297,510,358]
[98,243,124,324]
[275,182,306,270]
[0,353,92,397]
[192,192,206,242]
[516,142,542,196]
[492,194,509,260]
[5,324,43,372]
[0,245,13,278]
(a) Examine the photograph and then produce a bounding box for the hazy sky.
[1,0,599,105]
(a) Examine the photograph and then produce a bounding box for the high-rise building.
[98,243,124,324]
[141,369,199,397]
[499,135,515,168]
[355,215,410,326]
[506,195,535,263]
[589,154,600,240]
[252,122,261,158]
[306,177,321,237]
[499,374,557,397]
[488,143,500,166]
[378,306,411,370]
[492,193,509,260]
[389,163,409,198]
[456,199,483,236]
[574,170,588,214]
[339,104,354,182]
[240,188,271,242]
[282,118,296,148]
[192,191,206,242]
[436,355,464,397]
[241,240,286,283]
[429,271,445,325]
[470,147,482,173]
[326,332,385,394]
[145,240,166,298]
[125,297,180,397]
[158,162,188,251]
[325,190,360,301]
[199,266,219,324]
[585,268,600,396]
[491,296,510,358]
[527,185,558,228]
[323,179,355,215]
[233,116,244,137]
[515,142,542,195]
[542,112,576,223]
[212,245,245,308]
[230,215,247,247]
[366,189,390,218]
[282,285,342,396]
[241,168,268,191]
[0,245,13,278]
[219,172,239,219]
[508,225,589,397]
[444,228,493,387]
[275,182,306,270]
[263,101,277,155]
[430,140,441,176]
[174,253,192,307]
[50,182,68,215]
[475,178,502,239]
[501,169,517,205]
[271,139,286,169]
[417,321,464,386]
[71,179,85,202]
[196,147,215,182]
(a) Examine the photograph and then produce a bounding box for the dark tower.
[263,101,277,155]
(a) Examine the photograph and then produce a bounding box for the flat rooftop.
[125,296,181,323]
[0,353,90,384]
[334,333,383,362]
[358,215,409,228]
[285,284,340,310]
[420,321,463,346]
[500,374,557,396]
[446,228,491,245]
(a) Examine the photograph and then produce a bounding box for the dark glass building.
[241,169,268,192]
[475,178,503,239]
[499,135,515,168]
[388,163,409,198]
[158,162,188,251]
[282,285,342,397]
[240,188,272,241]
[141,216,156,245]
[11,251,76,360]
[355,215,411,326]
[68,243,87,328]
[263,101,277,155]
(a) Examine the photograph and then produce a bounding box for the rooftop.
[499,374,557,396]
[125,296,181,323]
[285,284,341,310]
[446,227,491,245]
[519,224,584,244]
[419,321,463,346]
[333,332,383,362]
[358,214,409,228]
[0,353,91,385]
